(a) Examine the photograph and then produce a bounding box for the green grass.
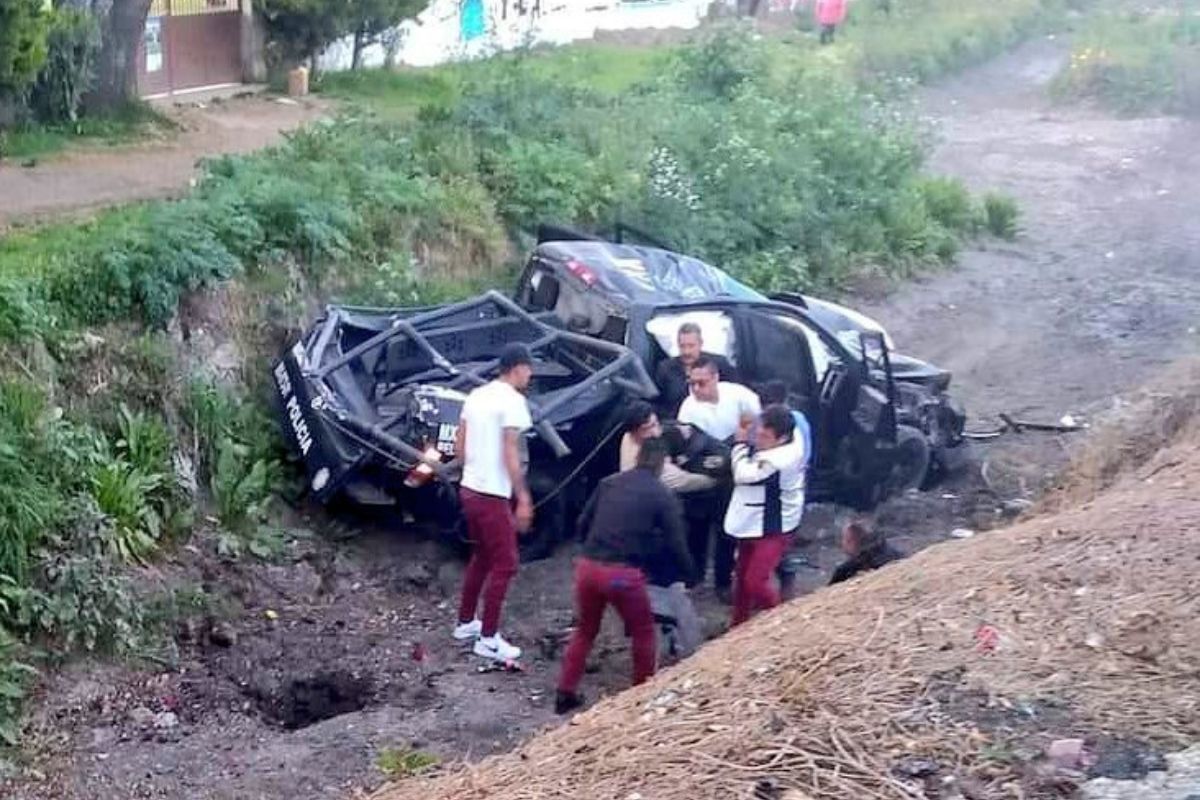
[1052,1,1200,116]
[316,42,673,121]
[317,0,1083,119]
[0,102,173,164]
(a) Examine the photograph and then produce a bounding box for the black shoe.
[555,690,584,715]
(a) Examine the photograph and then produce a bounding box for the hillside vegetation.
[0,0,1079,751]
[1053,1,1200,116]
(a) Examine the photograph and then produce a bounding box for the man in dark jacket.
[829,521,903,585]
[555,438,694,715]
[655,322,738,416]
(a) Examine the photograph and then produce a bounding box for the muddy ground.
[0,91,329,230]
[6,35,1200,800]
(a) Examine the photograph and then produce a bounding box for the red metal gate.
[138,0,243,97]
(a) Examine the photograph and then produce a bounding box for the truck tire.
[889,424,932,494]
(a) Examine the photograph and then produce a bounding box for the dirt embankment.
[372,419,1200,800]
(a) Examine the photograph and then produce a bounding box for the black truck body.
[274,230,967,557]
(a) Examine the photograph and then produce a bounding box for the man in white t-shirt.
[452,343,534,662]
[676,355,761,599]
[677,356,762,442]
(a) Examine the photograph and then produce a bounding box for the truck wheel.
[889,424,932,494]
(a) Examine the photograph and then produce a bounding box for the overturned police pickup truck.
[274,226,967,559]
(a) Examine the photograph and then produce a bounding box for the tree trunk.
[351,28,365,71]
[88,0,152,110]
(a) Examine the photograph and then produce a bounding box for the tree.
[256,0,426,72]
[346,0,425,71]
[87,0,153,110]
[0,0,50,96]
[257,0,348,71]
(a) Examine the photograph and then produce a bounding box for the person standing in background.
[655,323,738,417]
[452,344,535,662]
[816,0,848,44]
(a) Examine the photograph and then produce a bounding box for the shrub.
[29,8,101,125]
[919,176,978,233]
[0,381,66,583]
[983,192,1020,239]
[0,0,49,96]
[14,499,145,654]
[1052,8,1200,117]
[0,626,36,746]
[186,380,287,541]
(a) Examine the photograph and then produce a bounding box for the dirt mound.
[1044,357,1200,510]
[373,437,1200,799]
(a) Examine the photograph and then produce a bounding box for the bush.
[0,381,68,583]
[919,176,978,233]
[29,8,100,125]
[186,380,287,543]
[983,192,1020,239]
[0,627,36,746]
[0,0,49,97]
[1052,9,1200,116]
[11,499,145,654]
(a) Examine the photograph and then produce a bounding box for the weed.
[0,627,36,746]
[919,177,979,233]
[983,193,1020,239]
[10,499,145,654]
[1052,3,1200,117]
[376,747,439,779]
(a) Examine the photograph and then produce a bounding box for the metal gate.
[139,0,243,97]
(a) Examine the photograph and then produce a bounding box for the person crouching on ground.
[452,343,534,663]
[555,438,694,715]
[724,405,806,627]
[829,520,903,585]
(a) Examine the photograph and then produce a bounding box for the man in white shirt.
[677,356,762,442]
[724,405,806,627]
[676,356,761,598]
[452,343,534,662]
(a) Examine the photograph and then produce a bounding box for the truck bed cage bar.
[302,290,659,468]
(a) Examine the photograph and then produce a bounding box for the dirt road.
[0,94,329,229]
[8,36,1200,800]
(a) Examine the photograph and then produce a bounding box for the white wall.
[317,0,722,71]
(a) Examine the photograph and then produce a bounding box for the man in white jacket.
[724,405,806,626]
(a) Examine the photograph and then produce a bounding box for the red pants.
[732,534,790,627]
[457,487,519,637]
[558,558,656,695]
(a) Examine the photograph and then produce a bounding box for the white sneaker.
[453,619,483,641]
[474,634,521,662]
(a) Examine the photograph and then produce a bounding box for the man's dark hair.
[498,343,534,374]
[625,401,656,434]
[636,436,669,474]
[760,379,788,406]
[691,355,718,376]
[677,322,703,339]
[761,404,795,441]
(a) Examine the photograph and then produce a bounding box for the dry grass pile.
[1045,357,1200,510]
[374,438,1200,800]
